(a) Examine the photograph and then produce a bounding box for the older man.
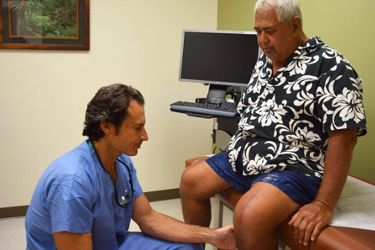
[180,0,367,249]
[25,84,236,250]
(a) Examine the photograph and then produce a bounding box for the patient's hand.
[288,200,333,247]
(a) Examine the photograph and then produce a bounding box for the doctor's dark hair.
[82,83,144,141]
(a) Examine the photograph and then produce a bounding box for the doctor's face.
[111,100,149,156]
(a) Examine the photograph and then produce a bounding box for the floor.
[0,198,233,250]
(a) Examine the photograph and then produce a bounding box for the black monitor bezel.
[178,29,261,87]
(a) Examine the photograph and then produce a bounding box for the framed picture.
[0,0,89,50]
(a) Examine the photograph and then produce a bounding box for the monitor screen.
[179,29,260,87]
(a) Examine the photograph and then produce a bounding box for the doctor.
[25,84,236,250]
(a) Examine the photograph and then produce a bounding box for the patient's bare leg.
[233,182,300,250]
[180,160,230,227]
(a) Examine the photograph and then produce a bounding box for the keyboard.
[170,101,237,118]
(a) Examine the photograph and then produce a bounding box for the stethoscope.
[89,140,134,208]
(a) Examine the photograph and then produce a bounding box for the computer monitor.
[178,29,261,102]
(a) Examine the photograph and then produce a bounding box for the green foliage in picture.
[10,0,77,38]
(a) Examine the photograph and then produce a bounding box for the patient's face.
[254,5,299,70]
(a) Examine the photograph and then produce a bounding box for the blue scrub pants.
[119,232,204,250]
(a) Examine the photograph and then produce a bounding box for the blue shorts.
[206,152,322,206]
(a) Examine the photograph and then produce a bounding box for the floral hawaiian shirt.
[226,37,367,179]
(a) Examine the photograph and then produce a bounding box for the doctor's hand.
[210,225,237,250]
[288,200,333,247]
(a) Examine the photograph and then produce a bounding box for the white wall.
[0,0,218,208]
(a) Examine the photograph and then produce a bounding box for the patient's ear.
[100,121,115,135]
[292,16,302,33]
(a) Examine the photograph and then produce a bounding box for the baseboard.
[0,205,29,219]
[0,188,180,219]
[144,188,180,202]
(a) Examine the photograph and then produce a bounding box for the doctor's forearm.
[140,210,213,243]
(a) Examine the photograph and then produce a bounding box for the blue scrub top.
[25,140,143,250]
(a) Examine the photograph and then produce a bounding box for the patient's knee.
[180,167,198,196]
[234,195,274,235]
[234,207,278,249]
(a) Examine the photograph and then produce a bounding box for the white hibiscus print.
[253,98,286,127]
[276,121,321,149]
[284,75,318,94]
[227,146,241,172]
[245,154,276,175]
[289,126,321,149]
[332,87,366,124]
[294,83,315,116]
[286,53,319,76]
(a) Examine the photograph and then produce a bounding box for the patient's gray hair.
[254,0,303,24]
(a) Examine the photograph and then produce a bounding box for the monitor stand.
[196,84,228,105]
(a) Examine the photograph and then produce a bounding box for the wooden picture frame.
[0,0,89,50]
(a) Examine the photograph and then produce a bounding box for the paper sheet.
[330,176,375,231]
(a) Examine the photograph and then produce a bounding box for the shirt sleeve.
[46,173,94,234]
[316,53,367,136]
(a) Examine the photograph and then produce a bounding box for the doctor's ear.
[100,121,115,135]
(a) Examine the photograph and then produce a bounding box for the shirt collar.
[263,36,325,79]
[292,36,325,59]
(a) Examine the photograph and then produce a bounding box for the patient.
[180,0,367,249]
[25,84,236,250]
